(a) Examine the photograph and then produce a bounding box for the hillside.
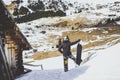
[3,0,120,23]
[17,15,120,60]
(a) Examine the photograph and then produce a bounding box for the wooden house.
[0,0,32,78]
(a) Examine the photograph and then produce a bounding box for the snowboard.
[64,57,68,72]
[76,43,82,65]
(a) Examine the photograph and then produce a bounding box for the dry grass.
[52,16,91,28]
[62,31,86,41]
[7,3,16,10]
[83,37,119,49]
[32,51,61,60]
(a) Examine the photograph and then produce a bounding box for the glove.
[78,40,82,45]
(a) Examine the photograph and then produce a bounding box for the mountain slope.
[3,0,120,24]
[4,0,120,14]
[16,43,120,80]
[3,0,119,5]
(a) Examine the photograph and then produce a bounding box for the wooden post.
[14,44,24,76]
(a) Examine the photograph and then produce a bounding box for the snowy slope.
[3,0,11,5]
[16,43,120,80]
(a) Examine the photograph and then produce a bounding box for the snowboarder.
[58,36,80,72]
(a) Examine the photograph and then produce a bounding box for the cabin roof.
[0,0,32,49]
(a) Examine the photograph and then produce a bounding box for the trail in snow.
[16,66,89,80]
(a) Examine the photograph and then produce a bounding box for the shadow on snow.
[16,65,89,80]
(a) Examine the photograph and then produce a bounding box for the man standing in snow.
[58,36,80,72]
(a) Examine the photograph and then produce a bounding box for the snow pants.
[63,55,76,72]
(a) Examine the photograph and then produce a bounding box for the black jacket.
[58,39,80,56]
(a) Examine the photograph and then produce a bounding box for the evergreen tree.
[19,6,30,15]
[13,7,19,16]
[28,0,31,3]
[16,0,23,4]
